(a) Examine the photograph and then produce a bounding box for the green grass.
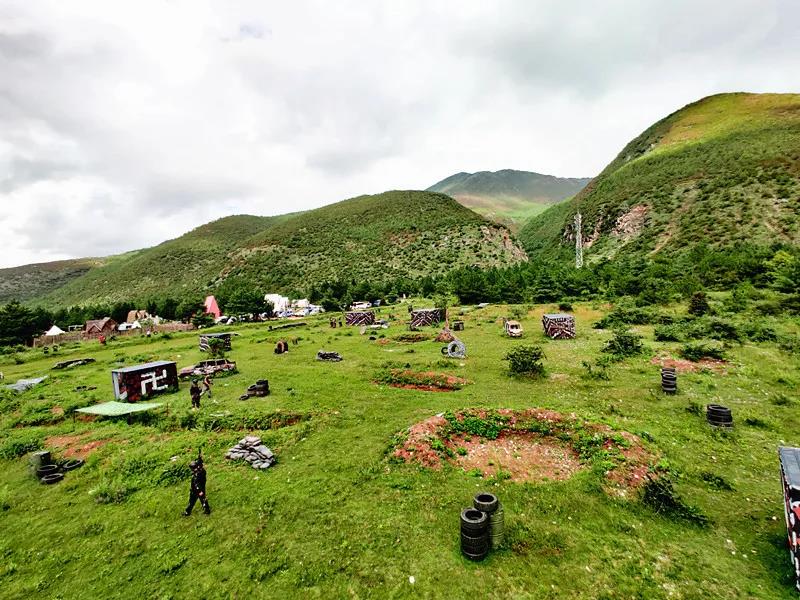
[521,93,800,262]
[0,300,799,598]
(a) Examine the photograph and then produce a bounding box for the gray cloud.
[0,0,798,267]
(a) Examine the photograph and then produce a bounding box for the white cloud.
[0,0,797,267]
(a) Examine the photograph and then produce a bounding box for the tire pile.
[316,350,343,362]
[225,436,276,470]
[706,404,733,427]
[239,379,270,400]
[779,446,800,591]
[274,340,289,354]
[440,340,466,359]
[661,367,677,394]
[29,450,84,485]
[460,492,504,561]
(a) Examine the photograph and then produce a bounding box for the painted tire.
[40,473,64,485]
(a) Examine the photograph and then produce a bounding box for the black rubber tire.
[239,394,250,400]
[40,473,64,485]
[460,508,488,533]
[37,464,59,477]
[461,547,488,561]
[460,531,489,552]
[441,346,448,355]
[473,492,499,513]
[256,379,269,385]
[61,459,84,471]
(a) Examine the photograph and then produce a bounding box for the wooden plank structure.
[541,313,576,339]
[779,446,800,591]
[345,311,375,326]
[409,308,445,328]
[199,332,234,352]
[111,361,178,402]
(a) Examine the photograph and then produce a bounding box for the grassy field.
[1,300,799,598]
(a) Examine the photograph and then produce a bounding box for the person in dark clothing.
[183,460,210,516]
[189,379,202,409]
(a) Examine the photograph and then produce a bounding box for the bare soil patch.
[45,433,118,459]
[651,355,728,374]
[392,408,657,494]
[377,369,469,392]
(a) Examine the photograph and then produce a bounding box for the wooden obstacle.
[345,311,375,326]
[199,332,234,352]
[779,446,800,591]
[541,314,576,339]
[410,308,445,328]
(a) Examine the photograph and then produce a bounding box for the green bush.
[503,345,545,378]
[654,324,684,342]
[688,292,711,316]
[0,431,43,459]
[679,342,726,362]
[601,328,645,360]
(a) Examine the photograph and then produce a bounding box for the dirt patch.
[651,355,728,374]
[45,433,118,459]
[612,204,648,240]
[377,369,469,392]
[391,409,657,494]
[454,431,581,483]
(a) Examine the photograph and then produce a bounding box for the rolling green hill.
[21,191,525,307]
[0,258,106,303]
[520,93,800,262]
[36,215,285,307]
[218,190,526,294]
[428,169,591,229]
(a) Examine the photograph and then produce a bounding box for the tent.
[204,295,222,319]
[44,325,65,336]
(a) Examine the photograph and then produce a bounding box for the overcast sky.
[1,0,798,268]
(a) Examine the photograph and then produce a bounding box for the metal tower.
[574,212,583,269]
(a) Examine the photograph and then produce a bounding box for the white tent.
[44,325,65,336]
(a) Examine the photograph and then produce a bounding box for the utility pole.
[574,212,583,269]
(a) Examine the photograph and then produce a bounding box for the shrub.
[642,475,709,526]
[601,328,644,360]
[558,302,573,312]
[503,345,545,378]
[582,357,612,380]
[679,342,726,362]
[688,291,711,316]
[0,431,44,459]
[741,322,777,342]
[705,318,740,342]
[654,324,684,342]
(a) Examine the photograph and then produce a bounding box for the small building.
[204,295,222,319]
[44,325,65,337]
[199,332,234,352]
[265,294,290,313]
[542,314,576,339]
[85,317,118,337]
[410,308,445,328]
[111,361,179,402]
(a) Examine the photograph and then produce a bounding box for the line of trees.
[1,242,797,349]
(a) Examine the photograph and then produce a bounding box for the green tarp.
[75,401,163,416]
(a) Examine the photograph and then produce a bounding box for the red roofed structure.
[204,295,221,319]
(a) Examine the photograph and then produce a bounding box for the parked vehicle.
[504,320,523,338]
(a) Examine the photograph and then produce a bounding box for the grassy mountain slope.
[0,258,106,303]
[428,169,590,229]
[38,215,284,307]
[520,93,800,261]
[24,191,526,307]
[220,190,527,292]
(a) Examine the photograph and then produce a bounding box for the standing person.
[183,460,211,516]
[202,374,213,398]
[189,379,203,409]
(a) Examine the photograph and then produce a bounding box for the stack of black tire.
[240,379,270,400]
[460,492,503,561]
[29,450,84,485]
[661,367,677,394]
[706,404,733,427]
